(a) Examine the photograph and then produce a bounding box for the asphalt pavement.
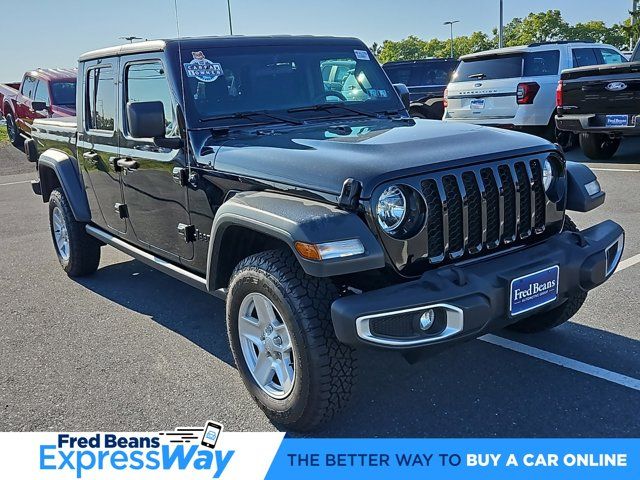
[0,137,639,436]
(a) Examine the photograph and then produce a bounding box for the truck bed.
[0,82,20,117]
[560,62,640,115]
[31,116,77,160]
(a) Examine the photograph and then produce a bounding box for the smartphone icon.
[201,421,223,449]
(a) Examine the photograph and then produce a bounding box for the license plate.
[470,99,485,110]
[510,266,559,316]
[605,115,629,127]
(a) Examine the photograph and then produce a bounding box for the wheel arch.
[37,149,91,222]
[206,191,385,291]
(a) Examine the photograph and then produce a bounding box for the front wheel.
[5,113,22,148]
[48,188,101,277]
[579,133,620,160]
[226,249,356,431]
[507,217,587,333]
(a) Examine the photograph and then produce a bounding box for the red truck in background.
[0,68,76,148]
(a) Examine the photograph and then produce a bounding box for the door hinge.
[177,223,196,243]
[114,203,128,218]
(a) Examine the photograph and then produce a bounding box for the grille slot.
[420,158,548,263]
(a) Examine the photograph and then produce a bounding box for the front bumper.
[331,220,624,350]
[556,113,640,136]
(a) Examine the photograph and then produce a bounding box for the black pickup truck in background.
[556,44,640,159]
[383,58,459,119]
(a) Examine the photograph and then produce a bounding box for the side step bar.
[86,225,226,300]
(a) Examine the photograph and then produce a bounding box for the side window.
[598,48,627,65]
[384,66,412,85]
[572,48,599,67]
[86,66,116,132]
[21,76,37,99]
[34,81,51,106]
[125,61,176,137]
[523,50,560,76]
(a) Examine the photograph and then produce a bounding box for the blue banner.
[266,438,638,480]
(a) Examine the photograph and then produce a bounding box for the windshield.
[50,81,76,107]
[179,44,402,126]
[452,51,560,82]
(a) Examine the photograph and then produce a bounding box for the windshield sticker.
[354,49,371,61]
[184,51,224,82]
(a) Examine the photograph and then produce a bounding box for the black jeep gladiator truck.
[556,44,640,159]
[29,36,624,431]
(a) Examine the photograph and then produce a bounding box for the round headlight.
[377,186,407,233]
[542,158,554,191]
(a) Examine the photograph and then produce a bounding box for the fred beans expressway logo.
[38,422,233,479]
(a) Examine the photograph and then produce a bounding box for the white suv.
[443,41,628,147]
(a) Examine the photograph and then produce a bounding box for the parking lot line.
[590,168,640,173]
[480,334,640,392]
[0,180,32,187]
[617,253,640,272]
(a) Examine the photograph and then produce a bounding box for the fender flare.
[565,161,605,212]
[37,149,91,222]
[206,191,385,290]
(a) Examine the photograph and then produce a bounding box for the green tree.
[570,21,627,48]
[377,35,431,63]
[501,10,571,45]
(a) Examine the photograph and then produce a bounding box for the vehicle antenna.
[173,0,192,177]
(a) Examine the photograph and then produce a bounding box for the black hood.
[209,118,557,199]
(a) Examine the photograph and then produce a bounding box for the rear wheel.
[226,249,356,431]
[579,133,620,160]
[507,217,587,333]
[48,188,101,277]
[5,113,22,148]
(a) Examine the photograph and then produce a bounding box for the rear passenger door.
[77,58,127,234]
[118,56,193,261]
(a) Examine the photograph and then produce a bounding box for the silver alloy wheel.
[52,206,70,262]
[238,292,295,399]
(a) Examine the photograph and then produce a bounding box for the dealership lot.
[0,139,638,436]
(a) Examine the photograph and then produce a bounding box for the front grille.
[420,158,548,264]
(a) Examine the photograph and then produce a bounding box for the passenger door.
[31,80,52,122]
[119,57,193,261]
[77,59,127,234]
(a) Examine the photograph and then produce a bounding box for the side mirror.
[393,83,411,111]
[126,101,184,149]
[32,101,47,112]
[126,101,167,139]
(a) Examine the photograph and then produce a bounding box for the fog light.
[419,309,435,330]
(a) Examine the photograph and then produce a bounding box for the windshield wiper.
[287,103,379,118]
[467,73,486,79]
[200,110,305,125]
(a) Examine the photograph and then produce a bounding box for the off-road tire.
[48,188,101,277]
[5,113,22,148]
[507,217,587,333]
[579,133,620,160]
[226,249,356,431]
